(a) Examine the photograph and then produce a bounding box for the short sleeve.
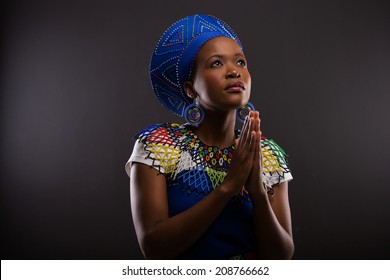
[125,139,157,177]
[261,138,293,188]
[124,123,181,177]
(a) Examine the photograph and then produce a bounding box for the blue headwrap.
[150,14,243,116]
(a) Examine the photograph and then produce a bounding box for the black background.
[2,0,390,259]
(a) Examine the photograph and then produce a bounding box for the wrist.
[247,184,268,199]
[218,180,240,198]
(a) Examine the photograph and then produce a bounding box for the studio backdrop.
[1,0,390,259]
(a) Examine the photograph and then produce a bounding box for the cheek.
[247,78,252,92]
[206,75,222,90]
[192,77,206,95]
[195,75,219,93]
[243,73,252,102]
[246,71,251,83]
[245,73,251,91]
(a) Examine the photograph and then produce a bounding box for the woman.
[125,14,294,259]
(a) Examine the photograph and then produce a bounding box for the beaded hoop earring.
[184,103,204,126]
[237,102,255,123]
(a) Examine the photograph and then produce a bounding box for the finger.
[247,116,257,147]
[254,111,260,132]
[254,117,260,133]
[252,131,261,172]
[237,115,250,143]
[239,115,251,147]
[246,112,259,150]
[250,115,255,134]
[255,131,260,157]
[250,110,258,119]
[243,115,254,148]
[252,134,259,164]
[249,130,257,155]
[241,111,258,150]
[258,116,261,132]
[258,130,263,170]
[248,111,256,131]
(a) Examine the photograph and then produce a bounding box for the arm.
[250,181,295,259]
[246,112,294,259]
[130,163,236,259]
[130,116,256,259]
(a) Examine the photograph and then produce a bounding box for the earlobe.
[184,81,197,99]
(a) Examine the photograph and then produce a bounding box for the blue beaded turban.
[150,14,243,116]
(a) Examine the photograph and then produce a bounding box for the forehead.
[197,36,244,59]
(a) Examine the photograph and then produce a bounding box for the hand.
[245,111,266,195]
[223,112,257,194]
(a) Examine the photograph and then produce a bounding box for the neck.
[192,109,237,149]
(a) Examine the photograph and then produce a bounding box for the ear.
[184,81,197,99]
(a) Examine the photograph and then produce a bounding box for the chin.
[226,101,247,111]
[228,93,249,106]
[238,97,250,108]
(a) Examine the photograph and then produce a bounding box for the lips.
[225,81,245,92]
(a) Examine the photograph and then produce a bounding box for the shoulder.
[135,122,188,145]
[127,123,188,176]
[261,136,289,170]
[261,137,287,161]
[260,136,292,186]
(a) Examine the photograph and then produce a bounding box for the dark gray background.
[1,0,389,259]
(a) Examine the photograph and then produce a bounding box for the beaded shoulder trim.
[134,123,291,192]
[261,138,291,181]
[134,123,236,176]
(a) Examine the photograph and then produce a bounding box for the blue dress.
[125,123,292,259]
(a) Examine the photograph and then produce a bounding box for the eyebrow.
[206,53,246,62]
[208,53,245,59]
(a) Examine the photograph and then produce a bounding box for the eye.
[211,60,223,67]
[237,59,247,67]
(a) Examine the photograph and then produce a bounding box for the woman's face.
[189,36,251,112]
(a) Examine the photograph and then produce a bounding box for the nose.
[225,69,241,79]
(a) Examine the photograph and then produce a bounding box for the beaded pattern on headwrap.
[134,123,291,200]
[149,14,242,117]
